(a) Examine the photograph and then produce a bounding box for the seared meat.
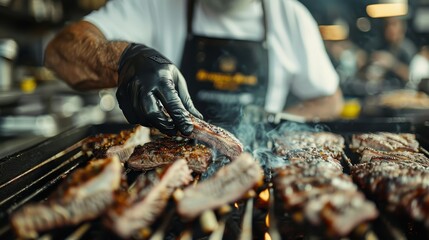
[350,132,419,153]
[127,138,213,173]
[359,148,429,165]
[186,115,243,160]
[82,125,150,162]
[177,152,263,219]
[351,160,429,227]
[283,147,343,170]
[352,161,429,198]
[105,159,193,239]
[273,131,344,156]
[274,160,378,238]
[11,156,123,238]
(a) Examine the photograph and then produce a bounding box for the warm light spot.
[356,17,371,32]
[234,202,239,208]
[264,232,272,240]
[259,189,270,202]
[366,3,408,18]
[265,214,270,227]
[319,25,348,41]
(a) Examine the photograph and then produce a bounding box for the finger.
[140,93,176,134]
[116,78,139,124]
[155,78,194,135]
[175,70,204,119]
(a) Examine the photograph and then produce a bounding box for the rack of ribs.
[177,152,263,219]
[127,138,212,173]
[273,158,378,238]
[186,115,244,160]
[350,132,419,153]
[105,159,193,239]
[272,131,345,156]
[81,125,150,163]
[11,156,123,239]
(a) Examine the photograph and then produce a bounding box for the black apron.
[180,0,269,128]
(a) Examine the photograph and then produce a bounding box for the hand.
[371,51,397,70]
[116,44,203,135]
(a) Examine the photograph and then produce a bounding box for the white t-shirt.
[84,0,339,112]
[408,53,429,89]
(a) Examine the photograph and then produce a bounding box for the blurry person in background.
[44,0,343,134]
[408,38,429,92]
[367,17,417,86]
[325,40,368,83]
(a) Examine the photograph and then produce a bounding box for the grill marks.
[127,138,212,173]
[11,156,123,238]
[350,134,429,229]
[273,131,378,238]
[350,132,419,153]
[177,152,263,220]
[360,148,429,165]
[105,159,193,239]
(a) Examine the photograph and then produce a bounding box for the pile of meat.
[272,131,378,238]
[10,117,429,239]
[10,117,262,239]
[350,132,429,231]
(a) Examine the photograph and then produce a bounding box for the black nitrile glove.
[116,44,203,135]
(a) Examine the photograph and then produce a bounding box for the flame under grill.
[0,121,428,240]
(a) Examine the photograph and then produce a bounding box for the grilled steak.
[186,115,243,160]
[177,152,263,219]
[351,160,429,228]
[283,147,343,170]
[352,161,429,198]
[350,132,419,153]
[11,156,123,238]
[273,131,344,156]
[360,148,429,165]
[105,159,193,239]
[274,159,378,238]
[127,138,212,173]
[82,125,150,162]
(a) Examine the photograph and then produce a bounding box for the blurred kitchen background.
[0,0,429,157]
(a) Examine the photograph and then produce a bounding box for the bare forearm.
[392,62,409,82]
[285,88,344,121]
[45,21,129,90]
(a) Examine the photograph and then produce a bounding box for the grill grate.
[0,120,428,239]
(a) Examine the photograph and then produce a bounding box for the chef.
[44,0,343,135]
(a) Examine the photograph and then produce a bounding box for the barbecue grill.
[1,118,428,240]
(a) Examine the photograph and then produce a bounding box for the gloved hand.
[116,44,203,135]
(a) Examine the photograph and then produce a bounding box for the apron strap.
[186,0,268,42]
[186,0,195,39]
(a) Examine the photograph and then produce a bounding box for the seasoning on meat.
[11,156,123,239]
[186,115,244,160]
[359,147,429,165]
[127,138,212,173]
[351,160,429,228]
[105,159,193,239]
[273,131,345,156]
[274,158,378,238]
[177,152,263,219]
[350,132,419,153]
[82,125,150,162]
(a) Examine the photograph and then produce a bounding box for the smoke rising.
[200,110,330,180]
